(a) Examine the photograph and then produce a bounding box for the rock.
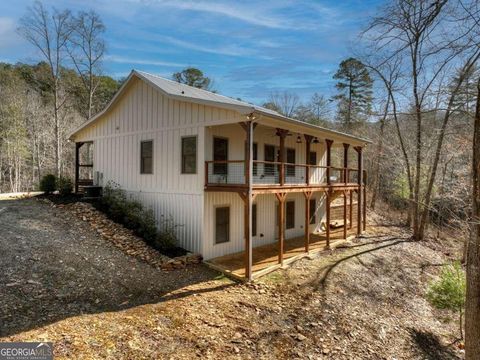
[296,333,307,341]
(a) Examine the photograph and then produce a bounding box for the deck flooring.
[207,226,357,278]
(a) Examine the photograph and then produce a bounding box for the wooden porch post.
[349,190,353,230]
[343,143,349,238]
[326,191,331,248]
[325,139,333,185]
[343,143,349,184]
[304,191,312,253]
[304,135,313,185]
[240,120,254,280]
[325,139,333,248]
[275,192,287,265]
[343,191,348,239]
[354,146,363,236]
[363,170,367,231]
[74,142,83,194]
[276,129,288,186]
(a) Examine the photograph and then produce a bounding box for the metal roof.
[69,70,371,145]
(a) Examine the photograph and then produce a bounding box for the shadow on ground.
[409,328,461,360]
[0,198,230,337]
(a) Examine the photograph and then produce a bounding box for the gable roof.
[69,70,371,145]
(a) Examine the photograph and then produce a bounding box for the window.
[213,137,228,175]
[264,144,275,175]
[309,151,317,166]
[140,140,153,174]
[309,199,316,225]
[252,203,257,236]
[286,148,295,177]
[286,201,295,229]
[181,136,197,174]
[215,207,230,244]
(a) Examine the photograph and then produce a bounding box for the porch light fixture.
[296,135,302,144]
[313,137,320,144]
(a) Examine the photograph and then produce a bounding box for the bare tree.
[466,74,480,360]
[68,10,106,119]
[364,0,480,240]
[264,91,300,118]
[18,1,73,177]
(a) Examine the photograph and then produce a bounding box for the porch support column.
[275,192,287,266]
[304,135,313,185]
[276,129,288,186]
[326,190,331,249]
[343,143,350,184]
[304,191,313,253]
[349,190,353,230]
[74,142,83,194]
[354,146,363,236]
[343,190,348,239]
[325,139,333,185]
[363,170,367,231]
[240,119,255,281]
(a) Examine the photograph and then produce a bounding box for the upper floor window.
[181,136,197,174]
[140,140,153,174]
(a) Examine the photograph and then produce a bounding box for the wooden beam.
[325,139,333,185]
[354,146,363,236]
[275,192,287,265]
[303,191,313,253]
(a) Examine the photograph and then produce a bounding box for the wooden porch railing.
[205,160,363,187]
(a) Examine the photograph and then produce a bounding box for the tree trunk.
[370,98,389,210]
[465,78,480,359]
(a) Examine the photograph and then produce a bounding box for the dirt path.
[0,198,464,359]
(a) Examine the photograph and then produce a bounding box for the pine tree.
[172,68,213,90]
[333,57,373,128]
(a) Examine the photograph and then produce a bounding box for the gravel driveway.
[0,198,217,337]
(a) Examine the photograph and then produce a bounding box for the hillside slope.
[0,198,463,359]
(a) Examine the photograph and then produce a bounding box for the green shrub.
[154,215,180,252]
[426,261,466,340]
[99,181,164,247]
[56,177,73,196]
[39,174,56,194]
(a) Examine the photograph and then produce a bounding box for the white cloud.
[105,55,186,67]
[157,1,288,29]
[0,17,21,49]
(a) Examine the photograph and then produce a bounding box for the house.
[69,70,370,280]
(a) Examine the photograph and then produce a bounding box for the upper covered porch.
[204,116,367,194]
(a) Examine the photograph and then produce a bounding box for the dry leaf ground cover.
[0,198,464,359]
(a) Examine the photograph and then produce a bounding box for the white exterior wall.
[203,191,327,260]
[202,124,328,260]
[74,78,242,254]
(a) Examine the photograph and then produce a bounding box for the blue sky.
[0,0,383,105]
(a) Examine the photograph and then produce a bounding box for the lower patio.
[206,226,357,280]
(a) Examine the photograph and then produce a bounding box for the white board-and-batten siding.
[203,192,327,260]
[73,77,241,254]
[202,124,328,260]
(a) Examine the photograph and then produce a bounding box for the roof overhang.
[68,69,371,147]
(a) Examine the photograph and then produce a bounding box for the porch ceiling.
[254,111,370,148]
